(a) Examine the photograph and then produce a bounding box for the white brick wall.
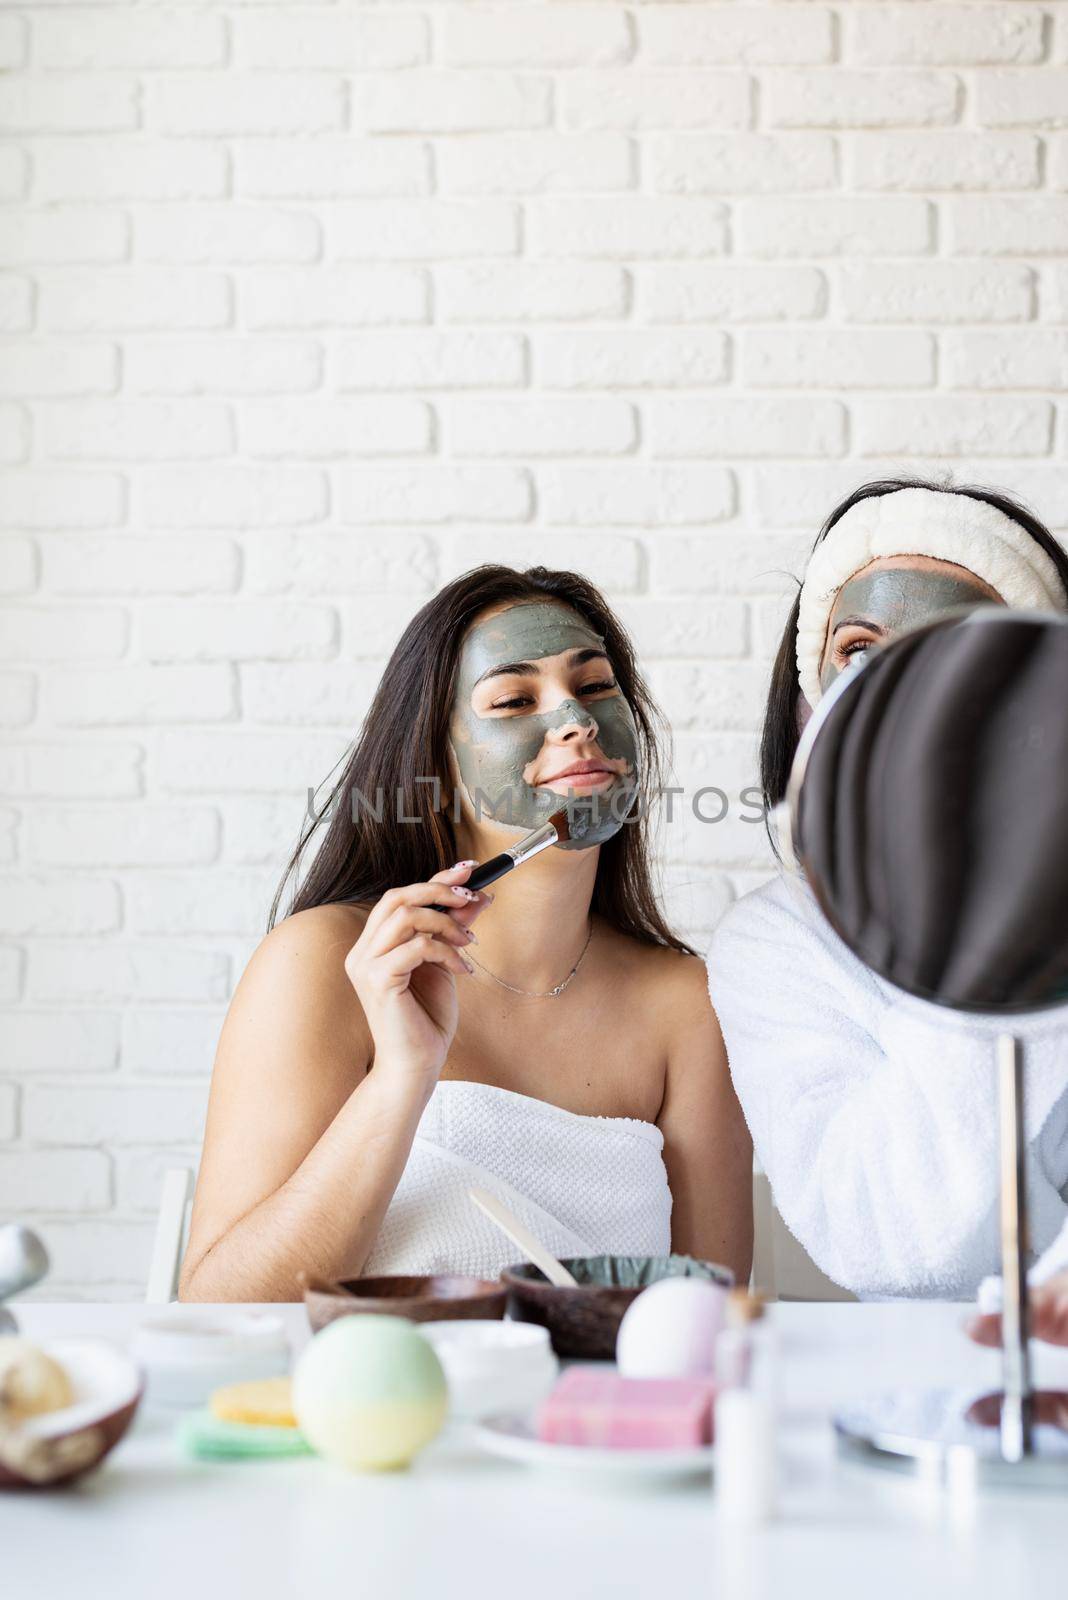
[4,1,1068,1297]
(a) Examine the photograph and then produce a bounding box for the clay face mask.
[448,601,640,850]
[820,566,998,694]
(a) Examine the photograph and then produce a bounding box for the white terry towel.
[707,872,1068,1301]
[362,1079,673,1279]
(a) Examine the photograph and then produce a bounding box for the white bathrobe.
[706,872,1068,1300]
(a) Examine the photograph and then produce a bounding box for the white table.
[6,1301,1068,1600]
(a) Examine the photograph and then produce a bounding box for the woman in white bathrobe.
[181,565,752,1301]
[706,477,1068,1301]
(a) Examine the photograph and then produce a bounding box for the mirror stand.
[833,1034,1068,1487]
[996,1034,1032,1464]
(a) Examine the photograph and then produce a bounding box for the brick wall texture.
[3,1,1068,1294]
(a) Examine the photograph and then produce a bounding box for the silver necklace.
[466,919,594,999]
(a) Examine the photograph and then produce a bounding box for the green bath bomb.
[293,1315,447,1472]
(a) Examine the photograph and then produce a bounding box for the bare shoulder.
[246,901,367,974]
[226,901,372,1047]
[645,942,710,995]
[595,922,712,1031]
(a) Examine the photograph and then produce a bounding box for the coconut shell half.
[0,1339,143,1489]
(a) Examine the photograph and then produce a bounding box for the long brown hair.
[268,564,695,956]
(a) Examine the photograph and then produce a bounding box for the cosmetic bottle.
[713,1290,778,1523]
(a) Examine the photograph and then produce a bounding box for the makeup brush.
[431,805,578,909]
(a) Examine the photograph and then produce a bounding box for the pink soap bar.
[537,1367,716,1450]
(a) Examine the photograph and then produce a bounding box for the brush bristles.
[547,806,572,843]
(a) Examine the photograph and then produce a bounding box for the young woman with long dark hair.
[181,565,753,1301]
[707,477,1068,1300]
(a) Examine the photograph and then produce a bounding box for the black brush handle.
[467,853,514,892]
[430,853,513,911]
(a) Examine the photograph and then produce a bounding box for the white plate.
[471,1413,714,1480]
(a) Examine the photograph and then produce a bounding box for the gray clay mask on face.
[448,601,640,851]
[819,566,999,694]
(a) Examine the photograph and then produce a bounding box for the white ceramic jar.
[130,1308,290,1408]
[420,1320,558,1421]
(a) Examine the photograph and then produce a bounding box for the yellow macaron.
[209,1376,297,1428]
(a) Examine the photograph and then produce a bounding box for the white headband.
[796,486,1068,707]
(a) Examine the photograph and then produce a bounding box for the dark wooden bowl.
[302,1273,508,1333]
[500,1255,734,1360]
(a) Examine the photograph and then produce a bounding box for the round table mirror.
[781,608,1068,1483]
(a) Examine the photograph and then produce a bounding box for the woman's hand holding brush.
[344,863,492,1095]
[181,866,491,1298]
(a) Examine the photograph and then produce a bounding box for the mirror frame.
[778,606,1068,1015]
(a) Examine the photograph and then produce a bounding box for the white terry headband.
[795,486,1068,708]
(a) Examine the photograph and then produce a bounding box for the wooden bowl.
[500,1255,734,1360]
[302,1273,508,1333]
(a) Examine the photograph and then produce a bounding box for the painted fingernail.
[461,955,475,973]
[453,886,477,901]
[465,929,478,944]
[452,860,477,870]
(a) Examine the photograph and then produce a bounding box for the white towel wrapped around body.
[362,1079,673,1279]
[706,872,1068,1301]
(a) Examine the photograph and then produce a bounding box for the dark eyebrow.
[474,646,610,688]
[831,616,886,637]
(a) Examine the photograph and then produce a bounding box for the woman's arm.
[657,954,753,1285]
[180,869,485,1302]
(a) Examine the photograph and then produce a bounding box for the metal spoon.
[0,1226,50,1332]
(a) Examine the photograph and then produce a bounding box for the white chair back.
[145,1168,192,1304]
[751,1171,855,1303]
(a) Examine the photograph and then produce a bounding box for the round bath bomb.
[615,1278,728,1379]
[293,1316,447,1472]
